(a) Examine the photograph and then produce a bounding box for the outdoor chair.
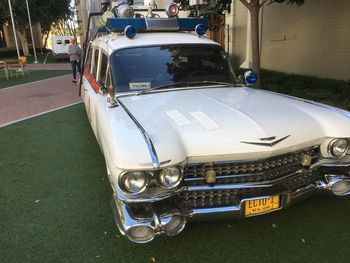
[8,56,30,77]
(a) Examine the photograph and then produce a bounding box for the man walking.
[68,37,81,83]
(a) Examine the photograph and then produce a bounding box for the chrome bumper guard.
[111,163,350,243]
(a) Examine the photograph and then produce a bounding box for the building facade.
[226,0,350,80]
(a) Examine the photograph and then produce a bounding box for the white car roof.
[92,32,221,55]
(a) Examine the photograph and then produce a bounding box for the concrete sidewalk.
[0,74,82,127]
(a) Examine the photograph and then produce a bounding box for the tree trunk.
[250,3,261,88]
[17,29,30,56]
[43,30,50,49]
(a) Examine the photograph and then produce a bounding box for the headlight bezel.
[327,138,350,159]
[119,165,184,194]
[157,166,184,190]
[120,171,150,194]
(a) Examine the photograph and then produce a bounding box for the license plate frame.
[244,195,281,217]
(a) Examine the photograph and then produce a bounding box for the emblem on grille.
[205,169,216,185]
[203,163,216,185]
[300,154,312,167]
[241,135,290,147]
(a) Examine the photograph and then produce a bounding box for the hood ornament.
[241,135,290,147]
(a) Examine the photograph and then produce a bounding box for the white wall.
[228,0,350,80]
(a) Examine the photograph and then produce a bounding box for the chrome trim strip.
[183,172,266,182]
[321,163,350,168]
[187,183,272,191]
[116,98,160,169]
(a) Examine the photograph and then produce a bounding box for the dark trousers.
[71,60,81,79]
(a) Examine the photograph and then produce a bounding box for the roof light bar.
[106,18,147,32]
[106,18,209,34]
[177,18,208,32]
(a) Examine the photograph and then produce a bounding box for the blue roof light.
[124,25,137,39]
[244,71,258,85]
[195,24,207,36]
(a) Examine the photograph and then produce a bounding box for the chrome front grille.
[178,170,321,209]
[183,147,320,187]
[178,147,321,209]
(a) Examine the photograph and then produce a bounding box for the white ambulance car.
[81,3,350,243]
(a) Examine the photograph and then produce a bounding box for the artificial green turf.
[0,70,71,89]
[1,104,350,262]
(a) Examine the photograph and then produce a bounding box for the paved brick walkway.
[0,74,82,127]
[27,63,71,70]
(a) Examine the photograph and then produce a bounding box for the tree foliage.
[0,0,71,54]
[174,0,231,32]
[174,0,232,15]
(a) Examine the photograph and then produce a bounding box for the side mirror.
[243,70,257,85]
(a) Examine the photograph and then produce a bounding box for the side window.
[99,53,108,86]
[92,48,99,78]
[64,39,70,44]
[56,40,62,44]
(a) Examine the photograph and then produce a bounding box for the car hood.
[119,87,350,164]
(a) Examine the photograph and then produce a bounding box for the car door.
[82,46,100,135]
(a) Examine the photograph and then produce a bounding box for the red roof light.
[165,3,179,17]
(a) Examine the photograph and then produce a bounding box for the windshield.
[110,44,237,93]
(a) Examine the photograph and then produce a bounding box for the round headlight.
[122,172,148,193]
[328,138,349,158]
[158,167,183,189]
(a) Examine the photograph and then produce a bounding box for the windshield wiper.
[137,80,233,95]
[137,81,187,95]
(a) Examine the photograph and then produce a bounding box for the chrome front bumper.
[111,163,350,243]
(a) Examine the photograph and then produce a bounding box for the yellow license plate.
[245,195,281,217]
